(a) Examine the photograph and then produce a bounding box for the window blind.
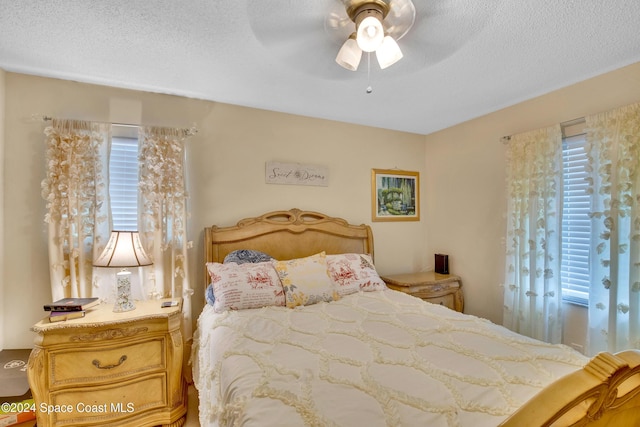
[109,135,139,231]
[561,133,590,305]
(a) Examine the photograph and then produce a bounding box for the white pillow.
[326,253,387,296]
[206,261,285,312]
[272,252,339,308]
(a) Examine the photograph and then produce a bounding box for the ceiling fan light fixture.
[335,0,414,72]
[376,35,403,69]
[355,9,385,52]
[336,33,362,71]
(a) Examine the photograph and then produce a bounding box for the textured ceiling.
[1,0,640,135]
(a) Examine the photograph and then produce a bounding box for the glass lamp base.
[114,270,136,312]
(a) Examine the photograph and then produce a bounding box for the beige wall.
[4,61,640,350]
[423,62,640,335]
[2,72,426,349]
[0,68,5,350]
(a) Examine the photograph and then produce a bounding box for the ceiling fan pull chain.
[366,52,373,94]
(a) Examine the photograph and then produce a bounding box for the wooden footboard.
[500,350,640,426]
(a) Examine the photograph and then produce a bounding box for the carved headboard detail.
[203,208,374,289]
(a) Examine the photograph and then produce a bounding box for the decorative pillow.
[272,252,339,308]
[224,249,273,264]
[206,261,284,312]
[326,253,387,296]
[205,283,216,306]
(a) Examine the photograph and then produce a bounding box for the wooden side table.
[27,299,187,427]
[381,271,464,312]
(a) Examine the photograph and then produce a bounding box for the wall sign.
[265,161,329,187]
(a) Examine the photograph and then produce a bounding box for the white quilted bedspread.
[192,290,588,427]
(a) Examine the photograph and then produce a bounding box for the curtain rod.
[501,116,586,142]
[34,114,198,136]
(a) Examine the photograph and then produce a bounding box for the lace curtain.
[41,121,194,339]
[41,119,112,301]
[586,102,640,355]
[138,126,193,338]
[503,125,563,343]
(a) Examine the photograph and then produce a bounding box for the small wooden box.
[381,271,463,312]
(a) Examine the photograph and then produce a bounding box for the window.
[560,130,591,305]
[109,125,139,231]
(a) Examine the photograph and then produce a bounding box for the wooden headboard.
[204,208,374,289]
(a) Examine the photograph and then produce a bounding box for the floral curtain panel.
[41,119,111,301]
[586,102,640,355]
[138,126,193,338]
[503,125,563,343]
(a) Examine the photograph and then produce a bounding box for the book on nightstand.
[0,412,36,427]
[0,413,36,426]
[43,297,99,312]
[48,310,86,322]
[0,398,36,426]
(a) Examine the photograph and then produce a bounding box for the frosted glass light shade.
[376,35,403,69]
[356,15,384,52]
[336,37,362,71]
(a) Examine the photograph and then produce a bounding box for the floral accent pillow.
[326,253,387,296]
[206,261,285,312]
[272,252,339,308]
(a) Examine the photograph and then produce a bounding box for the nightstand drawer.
[382,271,464,312]
[422,294,455,310]
[49,338,164,387]
[48,373,166,425]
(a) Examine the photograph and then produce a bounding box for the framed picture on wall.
[371,169,420,222]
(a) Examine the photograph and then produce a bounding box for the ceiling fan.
[246,0,501,79]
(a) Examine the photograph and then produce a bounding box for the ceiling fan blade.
[248,0,346,47]
[247,0,355,78]
[393,0,502,70]
[384,0,416,41]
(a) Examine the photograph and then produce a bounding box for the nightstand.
[382,271,464,312]
[27,299,187,427]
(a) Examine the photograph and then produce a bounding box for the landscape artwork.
[371,169,420,222]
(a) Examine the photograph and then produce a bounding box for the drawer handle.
[92,355,127,370]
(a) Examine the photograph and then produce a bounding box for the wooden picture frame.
[371,169,420,222]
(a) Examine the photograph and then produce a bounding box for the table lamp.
[93,231,153,312]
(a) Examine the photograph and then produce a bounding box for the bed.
[192,208,640,426]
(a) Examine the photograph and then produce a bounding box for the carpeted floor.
[0,349,32,403]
